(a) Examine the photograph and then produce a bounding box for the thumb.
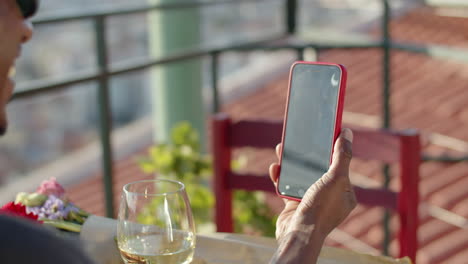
[328,128,353,177]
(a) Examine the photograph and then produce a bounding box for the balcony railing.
[11,0,468,255]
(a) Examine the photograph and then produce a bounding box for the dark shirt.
[0,215,96,264]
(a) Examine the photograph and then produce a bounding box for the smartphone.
[277,61,347,201]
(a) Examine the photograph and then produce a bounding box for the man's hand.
[270,128,357,263]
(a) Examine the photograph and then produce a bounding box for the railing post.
[285,0,297,35]
[382,0,391,129]
[94,16,115,218]
[211,52,220,113]
[296,47,304,61]
[381,0,392,256]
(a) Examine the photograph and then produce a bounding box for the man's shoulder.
[0,215,96,264]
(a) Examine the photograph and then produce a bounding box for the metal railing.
[18,0,288,219]
[11,0,468,256]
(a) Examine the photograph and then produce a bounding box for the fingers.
[271,144,281,186]
[269,143,282,186]
[328,128,353,177]
[269,163,280,186]
[276,143,282,159]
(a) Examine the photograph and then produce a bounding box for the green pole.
[148,0,205,146]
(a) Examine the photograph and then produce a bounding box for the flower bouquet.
[0,177,89,233]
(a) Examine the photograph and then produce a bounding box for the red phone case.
[276,61,347,202]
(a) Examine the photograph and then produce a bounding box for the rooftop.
[62,5,468,263]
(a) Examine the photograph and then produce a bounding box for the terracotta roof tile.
[430,174,468,209]
[445,250,468,264]
[451,202,468,218]
[66,147,151,217]
[387,7,468,49]
[340,207,384,241]
[420,227,468,264]
[418,218,458,248]
[338,205,368,228]
[421,162,468,198]
[65,5,468,263]
[419,162,447,180]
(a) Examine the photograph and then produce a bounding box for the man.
[0,0,34,135]
[0,1,96,263]
[0,1,356,263]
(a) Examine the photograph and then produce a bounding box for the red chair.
[211,112,420,262]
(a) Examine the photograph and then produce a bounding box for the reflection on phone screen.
[278,64,341,199]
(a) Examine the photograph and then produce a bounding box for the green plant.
[138,122,276,236]
[138,122,213,224]
[233,191,277,237]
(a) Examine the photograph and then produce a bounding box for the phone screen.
[278,63,342,199]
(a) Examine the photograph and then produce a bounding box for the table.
[80,216,412,264]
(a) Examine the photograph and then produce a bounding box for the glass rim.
[123,179,185,196]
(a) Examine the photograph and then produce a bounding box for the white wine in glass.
[117,179,196,264]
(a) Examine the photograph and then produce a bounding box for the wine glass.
[117,179,196,264]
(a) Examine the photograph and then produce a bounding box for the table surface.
[195,233,412,264]
[79,215,412,264]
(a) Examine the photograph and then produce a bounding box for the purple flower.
[27,195,79,221]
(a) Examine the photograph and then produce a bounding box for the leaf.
[136,121,276,236]
[171,122,200,150]
[42,220,82,233]
[138,160,157,174]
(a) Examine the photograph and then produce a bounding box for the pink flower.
[36,177,65,198]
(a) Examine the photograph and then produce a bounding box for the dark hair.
[16,0,39,19]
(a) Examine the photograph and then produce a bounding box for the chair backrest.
[211,113,420,262]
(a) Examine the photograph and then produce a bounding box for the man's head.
[0,0,37,135]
